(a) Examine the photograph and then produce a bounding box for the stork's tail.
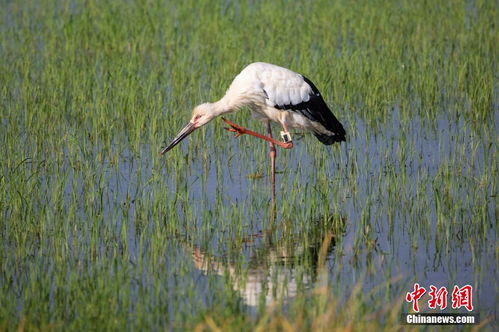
[314,131,345,145]
[314,116,346,145]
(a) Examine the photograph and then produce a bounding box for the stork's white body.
[214,62,336,137]
[162,62,345,200]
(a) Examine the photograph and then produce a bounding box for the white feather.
[290,88,301,105]
[300,85,311,102]
[227,62,313,109]
[196,62,337,136]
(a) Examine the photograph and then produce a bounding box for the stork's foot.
[221,117,294,149]
[278,141,293,149]
[222,117,247,137]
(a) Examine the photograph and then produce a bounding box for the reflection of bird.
[161,62,346,197]
[189,215,346,307]
[192,246,308,307]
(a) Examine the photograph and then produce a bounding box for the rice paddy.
[0,0,497,330]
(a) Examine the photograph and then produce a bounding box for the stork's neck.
[208,96,235,116]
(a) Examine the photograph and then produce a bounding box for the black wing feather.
[267,76,345,144]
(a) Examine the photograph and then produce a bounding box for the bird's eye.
[194,115,201,121]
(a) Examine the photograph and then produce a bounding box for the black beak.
[160,122,197,155]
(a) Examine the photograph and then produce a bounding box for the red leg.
[267,121,276,201]
[222,117,293,149]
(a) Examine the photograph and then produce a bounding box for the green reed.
[1,0,497,330]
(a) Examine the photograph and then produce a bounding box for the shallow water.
[107,108,496,314]
[2,107,495,325]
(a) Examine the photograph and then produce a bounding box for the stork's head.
[190,103,217,128]
[160,103,217,154]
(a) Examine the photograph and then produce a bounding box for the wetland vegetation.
[0,0,497,330]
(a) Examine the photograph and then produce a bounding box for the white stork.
[161,62,346,197]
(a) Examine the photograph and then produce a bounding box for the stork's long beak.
[160,122,197,155]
